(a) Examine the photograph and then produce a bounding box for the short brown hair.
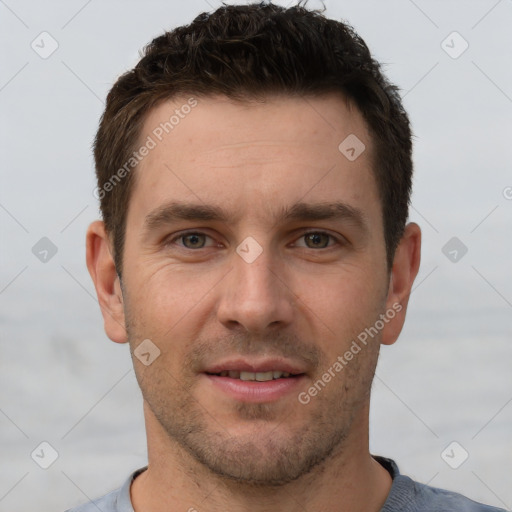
[94,1,413,274]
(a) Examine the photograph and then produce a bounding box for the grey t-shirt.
[65,456,506,512]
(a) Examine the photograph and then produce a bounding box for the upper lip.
[203,358,307,375]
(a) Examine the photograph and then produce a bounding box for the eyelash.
[166,230,342,250]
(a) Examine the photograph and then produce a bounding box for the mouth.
[205,370,303,381]
[202,359,307,403]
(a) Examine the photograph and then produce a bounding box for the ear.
[86,220,128,344]
[381,222,421,346]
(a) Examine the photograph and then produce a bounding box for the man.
[68,2,505,511]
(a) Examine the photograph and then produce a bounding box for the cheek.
[294,266,387,351]
[123,263,222,342]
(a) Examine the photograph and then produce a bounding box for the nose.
[216,246,295,333]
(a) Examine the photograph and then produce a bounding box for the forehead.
[128,93,380,229]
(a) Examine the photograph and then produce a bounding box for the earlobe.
[86,220,128,344]
[381,222,421,346]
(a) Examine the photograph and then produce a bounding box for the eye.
[169,232,215,249]
[295,231,339,249]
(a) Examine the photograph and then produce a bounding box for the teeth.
[256,371,274,381]
[230,371,292,381]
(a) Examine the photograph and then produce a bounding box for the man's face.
[119,94,393,484]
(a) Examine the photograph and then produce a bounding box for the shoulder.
[64,487,120,512]
[374,456,507,512]
[392,474,507,512]
[64,467,146,512]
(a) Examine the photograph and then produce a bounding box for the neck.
[131,402,393,512]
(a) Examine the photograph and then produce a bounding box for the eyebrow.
[142,200,368,235]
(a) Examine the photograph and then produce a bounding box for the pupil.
[185,234,203,248]
[307,233,327,248]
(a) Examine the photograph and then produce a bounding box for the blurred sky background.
[1,1,511,510]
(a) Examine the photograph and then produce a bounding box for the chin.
[171,416,346,487]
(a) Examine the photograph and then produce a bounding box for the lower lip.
[203,374,306,403]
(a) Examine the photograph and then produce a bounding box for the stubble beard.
[124,308,379,488]
[139,372,363,487]
[132,353,377,488]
